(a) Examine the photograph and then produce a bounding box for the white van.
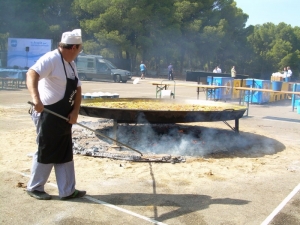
[76,54,132,83]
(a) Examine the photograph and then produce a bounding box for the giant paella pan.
[79,98,247,125]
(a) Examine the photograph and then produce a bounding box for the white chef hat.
[61,29,82,44]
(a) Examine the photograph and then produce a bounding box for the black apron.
[38,50,78,164]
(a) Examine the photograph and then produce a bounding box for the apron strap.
[58,49,75,78]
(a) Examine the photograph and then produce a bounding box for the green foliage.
[82,40,101,55]
[0,33,9,51]
[0,0,79,46]
[0,0,299,79]
[247,22,299,78]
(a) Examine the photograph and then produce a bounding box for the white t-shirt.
[30,49,81,105]
[217,68,222,73]
[287,69,292,77]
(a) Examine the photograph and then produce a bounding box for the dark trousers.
[168,71,173,80]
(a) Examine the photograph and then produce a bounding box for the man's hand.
[33,100,44,113]
[68,86,82,124]
[68,110,79,124]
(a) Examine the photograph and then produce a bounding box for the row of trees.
[0,0,299,79]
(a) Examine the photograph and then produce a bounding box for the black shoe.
[60,189,86,200]
[27,190,52,200]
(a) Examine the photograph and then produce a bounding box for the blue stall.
[207,76,233,100]
[291,83,300,113]
[244,79,271,104]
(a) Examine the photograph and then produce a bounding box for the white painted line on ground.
[17,171,167,225]
[84,196,167,225]
[261,183,300,225]
[262,118,300,124]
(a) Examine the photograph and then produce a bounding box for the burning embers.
[72,120,186,163]
[72,118,280,162]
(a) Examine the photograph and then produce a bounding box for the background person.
[26,29,86,200]
[168,63,174,80]
[217,66,222,73]
[283,67,287,81]
[231,66,236,78]
[140,61,146,79]
[286,66,292,82]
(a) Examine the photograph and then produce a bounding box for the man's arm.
[27,69,44,112]
[68,86,82,124]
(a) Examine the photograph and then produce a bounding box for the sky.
[234,0,300,27]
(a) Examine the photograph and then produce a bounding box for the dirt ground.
[0,78,300,225]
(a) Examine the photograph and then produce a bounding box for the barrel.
[272,81,283,91]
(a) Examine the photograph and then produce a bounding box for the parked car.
[76,54,132,83]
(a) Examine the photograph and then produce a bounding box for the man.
[168,63,174,80]
[217,66,222,73]
[287,66,292,82]
[26,29,86,200]
[140,61,146,79]
[213,67,217,73]
[231,66,236,78]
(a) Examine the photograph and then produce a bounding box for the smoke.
[95,119,284,157]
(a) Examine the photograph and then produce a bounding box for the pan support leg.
[235,118,239,133]
[222,119,239,133]
[113,119,118,145]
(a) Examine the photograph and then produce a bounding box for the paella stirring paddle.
[28,101,143,156]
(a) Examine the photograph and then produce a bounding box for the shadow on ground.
[91,192,250,222]
[49,191,250,223]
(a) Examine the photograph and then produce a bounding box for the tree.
[0,33,9,51]
[203,0,249,72]
[0,0,79,46]
[247,22,300,79]
[3,0,298,80]
[73,0,179,72]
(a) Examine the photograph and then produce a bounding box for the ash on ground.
[72,119,281,162]
[72,119,186,163]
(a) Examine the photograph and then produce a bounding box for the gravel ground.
[0,77,299,225]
